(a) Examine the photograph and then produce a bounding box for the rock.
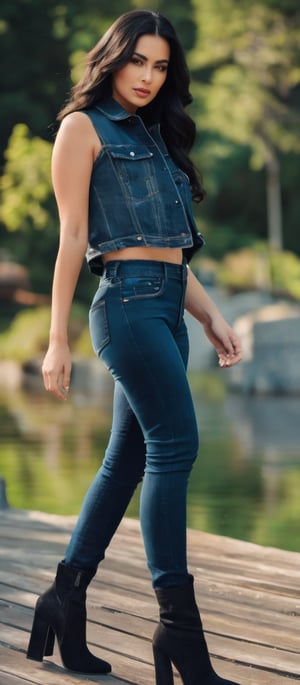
[70,357,113,401]
[228,302,300,394]
[186,288,272,371]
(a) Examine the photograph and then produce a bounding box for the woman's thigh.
[89,263,199,473]
[101,380,146,484]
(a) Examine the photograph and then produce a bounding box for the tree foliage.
[189,0,300,252]
[0,0,132,161]
[0,125,53,232]
[190,1,300,160]
[0,0,299,302]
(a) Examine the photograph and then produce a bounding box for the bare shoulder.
[58,111,95,138]
[55,111,101,158]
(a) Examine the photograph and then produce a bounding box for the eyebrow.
[132,51,169,64]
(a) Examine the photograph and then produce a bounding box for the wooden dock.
[0,508,299,685]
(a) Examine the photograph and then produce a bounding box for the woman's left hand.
[202,315,243,368]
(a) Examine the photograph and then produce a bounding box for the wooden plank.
[0,509,299,685]
[2,592,299,675]
[0,674,34,685]
[2,573,298,655]
[0,647,133,684]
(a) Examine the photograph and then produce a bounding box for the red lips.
[134,88,151,96]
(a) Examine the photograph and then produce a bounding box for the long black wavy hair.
[58,9,204,201]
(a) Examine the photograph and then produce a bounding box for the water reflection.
[0,372,299,552]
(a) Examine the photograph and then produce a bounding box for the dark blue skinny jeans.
[64,260,199,587]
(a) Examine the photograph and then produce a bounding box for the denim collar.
[94,98,160,136]
[95,98,135,121]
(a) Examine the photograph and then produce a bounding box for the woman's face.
[112,34,170,113]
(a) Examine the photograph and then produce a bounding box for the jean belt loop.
[111,261,120,279]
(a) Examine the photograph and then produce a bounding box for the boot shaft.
[50,562,96,606]
[155,575,202,631]
[153,577,240,684]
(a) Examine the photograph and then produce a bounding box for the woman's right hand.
[42,342,72,401]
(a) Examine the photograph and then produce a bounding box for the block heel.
[153,645,174,685]
[27,613,53,662]
[44,625,55,656]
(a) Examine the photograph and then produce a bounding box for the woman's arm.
[185,267,242,368]
[42,112,99,400]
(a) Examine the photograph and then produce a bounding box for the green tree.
[0,124,53,233]
[0,124,95,299]
[0,0,132,165]
[1,0,300,303]
[0,124,58,293]
[0,0,132,298]
[190,0,300,251]
[0,0,69,162]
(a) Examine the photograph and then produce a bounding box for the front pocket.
[120,276,164,302]
[107,144,159,202]
[108,144,154,162]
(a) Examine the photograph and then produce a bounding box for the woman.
[27,10,242,685]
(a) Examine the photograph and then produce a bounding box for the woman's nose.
[141,67,152,83]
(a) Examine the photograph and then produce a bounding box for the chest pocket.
[106,144,159,201]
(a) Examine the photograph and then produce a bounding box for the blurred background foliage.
[0,0,300,314]
[1,1,300,551]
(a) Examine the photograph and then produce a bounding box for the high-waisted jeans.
[65,260,199,587]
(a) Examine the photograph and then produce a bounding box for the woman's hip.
[89,259,188,354]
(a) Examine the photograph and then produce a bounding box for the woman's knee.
[145,423,199,474]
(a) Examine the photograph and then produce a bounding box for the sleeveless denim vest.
[84,98,204,274]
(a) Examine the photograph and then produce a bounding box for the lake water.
[0,370,299,553]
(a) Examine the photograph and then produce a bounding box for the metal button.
[136,235,143,241]
[129,151,135,157]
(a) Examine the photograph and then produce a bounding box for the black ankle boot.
[26,562,111,674]
[153,576,239,685]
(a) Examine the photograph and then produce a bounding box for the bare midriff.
[102,246,183,265]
